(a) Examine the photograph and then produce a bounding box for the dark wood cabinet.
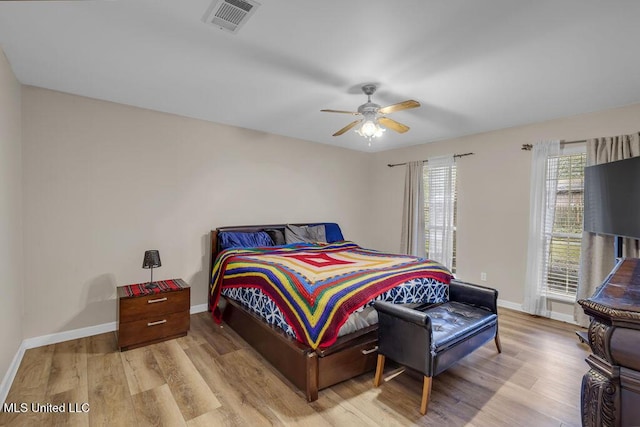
[578,258,640,427]
[117,280,190,351]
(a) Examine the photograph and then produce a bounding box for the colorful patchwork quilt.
[211,241,452,349]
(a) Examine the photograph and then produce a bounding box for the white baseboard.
[498,299,577,325]
[548,311,576,324]
[190,303,208,314]
[1,303,210,405]
[497,299,523,312]
[2,322,119,405]
[0,342,26,406]
[23,322,117,350]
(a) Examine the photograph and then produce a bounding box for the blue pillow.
[310,223,344,242]
[324,223,344,242]
[220,231,274,250]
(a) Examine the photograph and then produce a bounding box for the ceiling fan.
[321,84,420,143]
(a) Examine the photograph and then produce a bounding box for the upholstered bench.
[373,279,501,415]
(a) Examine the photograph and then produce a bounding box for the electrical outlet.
[480,272,487,281]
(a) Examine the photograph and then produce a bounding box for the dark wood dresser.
[117,279,190,351]
[578,258,640,427]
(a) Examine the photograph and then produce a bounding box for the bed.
[208,223,452,401]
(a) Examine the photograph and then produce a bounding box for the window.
[423,162,457,273]
[545,151,585,299]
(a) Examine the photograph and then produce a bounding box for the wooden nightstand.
[117,279,190,351]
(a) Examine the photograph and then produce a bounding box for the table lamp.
[142,250,161,290]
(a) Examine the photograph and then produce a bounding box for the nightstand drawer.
[119,288,190,323]
[118,310,190,349]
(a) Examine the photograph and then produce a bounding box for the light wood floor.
[1,308,589,426]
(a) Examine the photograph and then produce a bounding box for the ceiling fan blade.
[378,100,420,115]
[379,117,410,133]
[333,119,362,136]
[321,109,360,115]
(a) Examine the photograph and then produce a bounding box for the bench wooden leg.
[495,331,502,354]
[373,354,385,387]
[420,376,432,415]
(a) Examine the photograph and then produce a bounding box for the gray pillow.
[265,228,286,246]
[285,224,327,244]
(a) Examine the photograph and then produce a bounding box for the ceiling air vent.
[202,0,261,34]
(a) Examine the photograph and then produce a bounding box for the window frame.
[544,145,585,303]
[423,163,458,273]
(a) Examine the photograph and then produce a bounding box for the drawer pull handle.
[147,319,167,327]
[361,346,379,355]
[148,297,168,304]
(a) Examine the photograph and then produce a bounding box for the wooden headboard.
[208,223,322,311]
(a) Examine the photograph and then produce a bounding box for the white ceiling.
[1,1,640,152]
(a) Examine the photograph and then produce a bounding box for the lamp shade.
[142,250,161,269]
[360,120,378,138]
[354,109,386,143]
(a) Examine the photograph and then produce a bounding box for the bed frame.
[208,224,379,401]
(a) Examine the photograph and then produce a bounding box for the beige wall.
[368,103,640,317]
[0,48,23,382]
[15,80,640,337]
[21,87,372,338]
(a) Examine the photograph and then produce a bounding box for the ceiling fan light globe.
[360,120,378,138]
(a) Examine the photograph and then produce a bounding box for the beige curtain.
[400,161,426,257]
[574,132,640,326]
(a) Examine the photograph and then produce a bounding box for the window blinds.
[545,152,585,297]
[423,156,457,272]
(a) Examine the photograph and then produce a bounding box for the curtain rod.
[521,139,587,151]
[387,152,474,168]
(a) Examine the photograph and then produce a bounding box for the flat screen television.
[583,155,640,239]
